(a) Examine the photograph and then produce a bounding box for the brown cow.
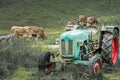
[23,26,46,40]
[65,20,74,31]
[67,20,74,25]
[11,26,26,37]
[86,16,98,27]
[78,15,87,26]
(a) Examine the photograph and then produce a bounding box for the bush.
[0,37,41,79]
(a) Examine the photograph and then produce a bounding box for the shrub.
[0,37,41,79]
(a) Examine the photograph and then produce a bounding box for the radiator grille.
[61,39,73,55]
[69,40,73,55]
[61,40,65,55]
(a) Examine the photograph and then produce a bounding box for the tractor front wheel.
[38,51,56,73]
[89,55,102,80]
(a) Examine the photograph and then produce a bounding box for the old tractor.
[38,25,119,79]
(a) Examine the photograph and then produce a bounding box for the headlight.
[78,41,84,46]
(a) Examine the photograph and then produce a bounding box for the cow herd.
[65,15,98,31]
[78,15,98,26]
[11,15,98,40]
[11,26,46,40]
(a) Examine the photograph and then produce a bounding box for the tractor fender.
[101,26,119,35]
[99,26,119,52]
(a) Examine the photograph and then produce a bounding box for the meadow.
[0,0,120,80]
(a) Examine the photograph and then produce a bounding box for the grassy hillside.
[0,0,120,80]
[0,0,120,31]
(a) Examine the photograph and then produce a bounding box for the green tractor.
[38,25,119,79]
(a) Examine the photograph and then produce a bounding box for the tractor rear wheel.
[89,55,102,80]
[38,51,55,73]
[101,29,119,65]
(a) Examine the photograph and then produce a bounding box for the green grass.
[9,67,30,80]
[0,0,120,80]
[0,32,120,80]
[0,0,120,29]
[0,36,119,80]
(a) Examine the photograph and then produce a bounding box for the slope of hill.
[0,0,120,80]
[0,0,120,30]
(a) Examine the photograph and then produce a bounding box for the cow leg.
[28,34,32,39]
[35,34,40,41]
[40,33,45,40]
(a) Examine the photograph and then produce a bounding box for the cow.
[11,26,46,40]
[67,20,74,25]
[78,15,87,26]
[11,26,26,37]
[65,20,74,31]
[23,26,46,40]
[86,16,98,27]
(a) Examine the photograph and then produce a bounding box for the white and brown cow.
[78,15,87,26]
[11,26,46,40]
[86,16,98,27]
[65,20,74,31]
[11,26,26,37]
[23,26,46,40]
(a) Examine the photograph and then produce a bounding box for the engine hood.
[60,29,91,41]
